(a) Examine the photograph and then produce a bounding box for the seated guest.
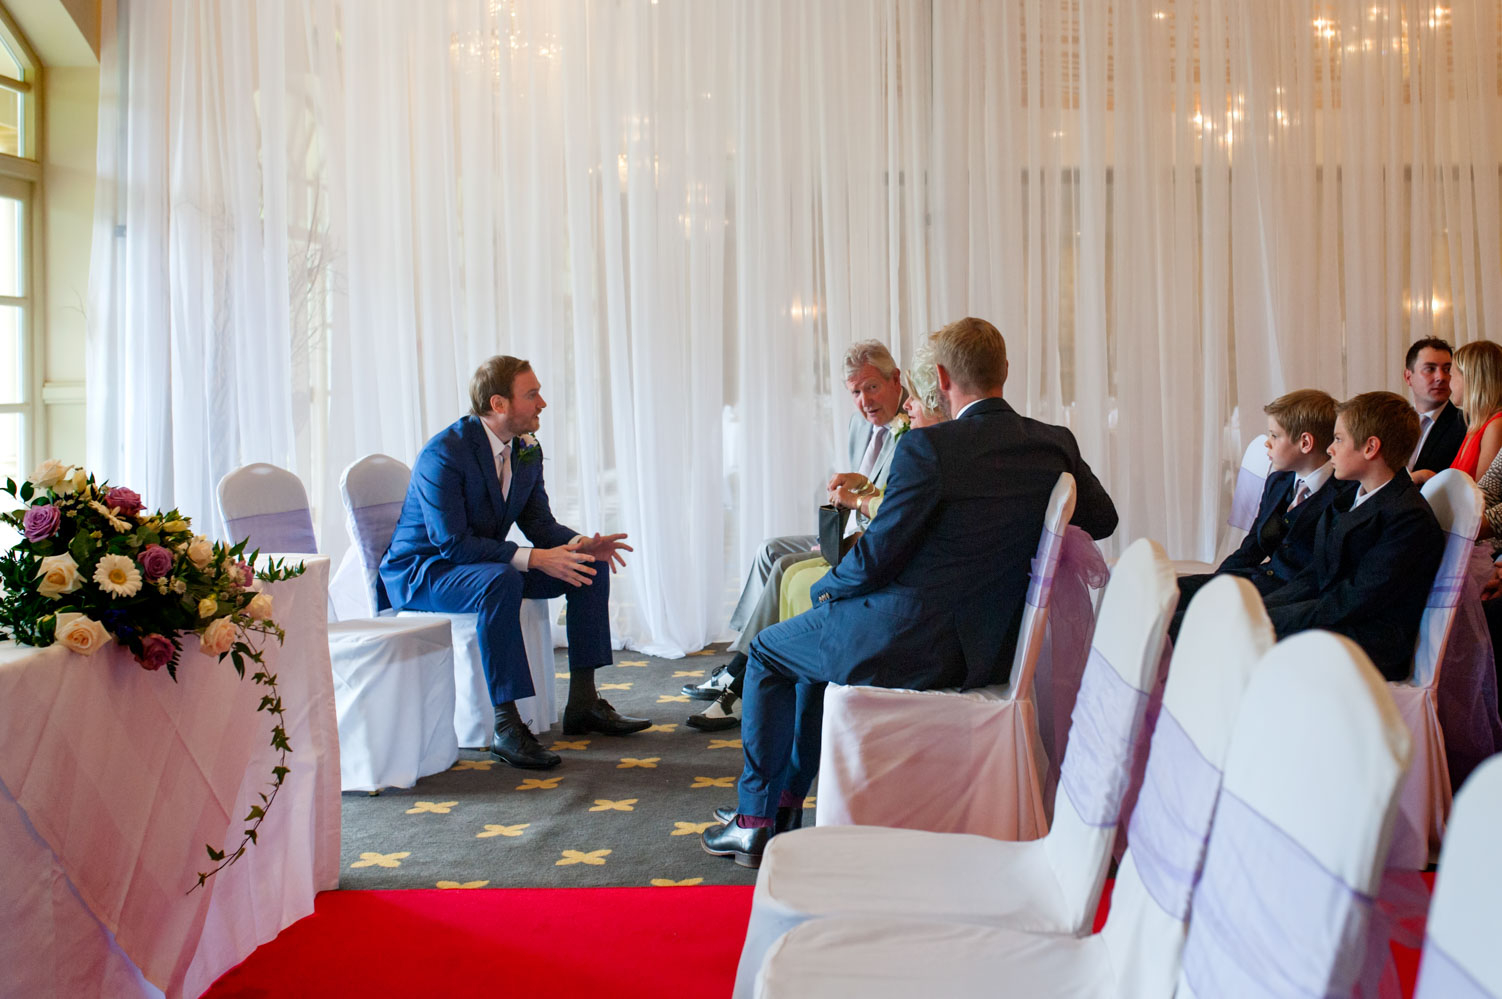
[1442,339,1502,481]
[1405,337,1466,474]
[1262,391,1444,682]
[1172,390,1354,636]
[701,317,1118,866]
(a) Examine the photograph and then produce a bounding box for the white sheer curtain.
[88,0,1502,655]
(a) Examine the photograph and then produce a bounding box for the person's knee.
[477,567,524,611]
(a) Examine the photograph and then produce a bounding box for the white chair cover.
[339,454,560,742]
[733,538,1176,999]
[1414,755,1502,999]
[1172,433,1271,575]
[815,473,1080,840]
[218,462,459,791]
[1387,468,1483,868]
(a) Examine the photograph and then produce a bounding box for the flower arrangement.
[0,461,305,891]
[516,433,542,465]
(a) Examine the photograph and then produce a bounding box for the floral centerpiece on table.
[0,461,305,891]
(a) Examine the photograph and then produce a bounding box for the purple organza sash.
[225,509,318,555]
[1414,941,1497,999]
[1125,707,1221,921]
[1182,789,1374,998]
[1058,649,1148,828]
[1426,530,1476,609]
[1228,467,1266,532]
[350,501,404,568]
[1035,527,1110,803]
[1026,524,1066,610]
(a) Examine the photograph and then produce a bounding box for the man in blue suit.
[702,318,1118,866]
[381,356,644,770]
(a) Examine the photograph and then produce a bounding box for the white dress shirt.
[1289,462,1335,509]
[483,421,534,572]
[1351,474,1394,510]
[1406,404,1443,471]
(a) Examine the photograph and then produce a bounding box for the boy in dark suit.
[1262,391,1444,681]
[1173,390,1355,635]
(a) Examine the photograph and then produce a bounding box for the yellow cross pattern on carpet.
[557,849,611,867]
[707,738,742,750]
[617,660,649,667]
[652,878,705,887]
[350,851,410,869]
[476,823,529,838]
[618,757,660,769]
[644,723,678,733]
[672,670,704,678]
[671,821,717,836]
[555,671,569,679]
[599,682,632,691]
[658,694,691,703]
[550,739,589,751]
[805,796,817,808]
[590,798,638,812]
[688,649,716,656]
[450,759,494,771]
[436,880,489,889]
[517,776,565,790]
[691,776,736,789]
[406,801,458,815]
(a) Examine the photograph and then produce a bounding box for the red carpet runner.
[205,880,1426,997]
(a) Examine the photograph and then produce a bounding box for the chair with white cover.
[1413,755,1502,998]
[338,453,559,743]
[1171,433,1269,575]
[813,473,1078,840]
[751,630,1410,999]
[732,537,1183,998]
[217,463,458,792]
[1386,467,1485,868]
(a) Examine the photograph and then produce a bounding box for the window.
[0,8,37,487]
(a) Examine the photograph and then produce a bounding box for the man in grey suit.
[685,341,905,723]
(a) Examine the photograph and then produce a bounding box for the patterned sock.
[778,791,801,808]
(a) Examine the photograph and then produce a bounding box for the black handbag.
[818,503,856,568]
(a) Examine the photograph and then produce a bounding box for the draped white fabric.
[88,0,1502,655]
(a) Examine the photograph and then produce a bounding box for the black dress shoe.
[562,697,652,736]
[681,664,733,700]
[489,721,561,770]
[713,804,804,833]
[701,820,771,868]
[686,689,740,731]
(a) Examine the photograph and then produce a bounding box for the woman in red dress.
[1444,339,1502,481]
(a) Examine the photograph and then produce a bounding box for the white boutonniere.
[516,434,542,465]
[889,412,912,440]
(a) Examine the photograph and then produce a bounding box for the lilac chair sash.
[1414,941,1497,999]
[1182,789,1374,998]
[225,509,318,555]
[1026,524,1066,610]
[1426,530,1476,610]
[1058,649,1148,828]
[350,501,404,569]
[1124,707,1221,921]
[1228,467,1266,532]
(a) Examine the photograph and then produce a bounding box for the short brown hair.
[1264,389,1337,452]
[1337,391,1421,473]
[469,356,532,417]
[931,317,1007,393]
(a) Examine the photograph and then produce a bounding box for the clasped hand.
[533,533,634,587]
[826,473,871,511]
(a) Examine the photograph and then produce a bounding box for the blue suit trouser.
[737,603,832,819]
[397,559,612,705]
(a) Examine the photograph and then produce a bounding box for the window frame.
[0,4,40,484]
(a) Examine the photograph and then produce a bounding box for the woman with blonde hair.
[1439,339,1502,481]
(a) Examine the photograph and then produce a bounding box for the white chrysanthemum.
[93,554,143,598]
[87,500,131,533]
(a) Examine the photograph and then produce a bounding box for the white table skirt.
[0,557,341,999]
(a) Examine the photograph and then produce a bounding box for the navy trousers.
[397,558,612,705]
[737,603,833,819]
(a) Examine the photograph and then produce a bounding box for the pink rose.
[22,504,61,542]
[105,486,143,517]
[137,544,174,580]
[136,633,175,671]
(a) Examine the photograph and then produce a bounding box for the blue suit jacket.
[380,415,576,610]
[1218,469,1356,592]
[809,397,1118,690]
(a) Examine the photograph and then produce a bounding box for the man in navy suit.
[1405,337,1466,473]
[702,318,1118,866]
[381,356,644,770]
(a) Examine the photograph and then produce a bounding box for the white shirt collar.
[1351,474,1394,509]
[1295,461,1335,497]
[955,399,985,420]
[1416,400,1446,420]
[482,420,513,459]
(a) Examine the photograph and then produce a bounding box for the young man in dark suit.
[1262,391,1444,682]
[1405,337,1467,473]
[702,317,1118,866]
[1173,390,1355,634]
[381,356,644,770]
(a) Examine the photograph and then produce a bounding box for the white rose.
[246,592,274,621]
[187,537,214,569]
[35,553,83,599]
[54,612,109,655]
[29,459,70,489]
[199,617,238,657]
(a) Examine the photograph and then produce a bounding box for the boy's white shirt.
[1351,473,1395,509]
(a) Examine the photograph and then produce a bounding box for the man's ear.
[490,393,508,416]
[936,364,953,392]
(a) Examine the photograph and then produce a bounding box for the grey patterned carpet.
[338,644,792,889]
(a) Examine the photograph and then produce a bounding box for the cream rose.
[54,612,109,655]
[246,592,274,621]
[35,553,84,599]
[198,596,218,618]
[29,459,70,489]
[187,537,214,569]
[199,617,237,657]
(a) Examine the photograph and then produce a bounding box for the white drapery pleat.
[88,0,1502,655]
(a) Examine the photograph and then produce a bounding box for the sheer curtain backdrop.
[88,0,1502,655]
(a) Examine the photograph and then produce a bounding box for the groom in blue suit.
[703,317,1118,866]
[381,356,645,770]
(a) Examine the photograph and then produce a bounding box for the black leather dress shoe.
[490,721,561,770]
[713,805,803,834]
[562,697,652,736]
[701,820,771,868]
[682,664,733,700]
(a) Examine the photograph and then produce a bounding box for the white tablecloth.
[0,557,341,999]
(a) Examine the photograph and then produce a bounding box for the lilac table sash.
[1125,707,1221,921]
[225,509,318,555]
[1228,467,1266,532]
[1058,649,1148,828]
[1182,789,1374,998]
[1026,524,1066,610]
[1427,530,1476,610]
[1414,941,1497,999]
[350,501,404,568]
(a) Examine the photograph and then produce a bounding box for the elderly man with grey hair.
[685,340,906,729]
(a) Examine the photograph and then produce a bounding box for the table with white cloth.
[0,557,341,999]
